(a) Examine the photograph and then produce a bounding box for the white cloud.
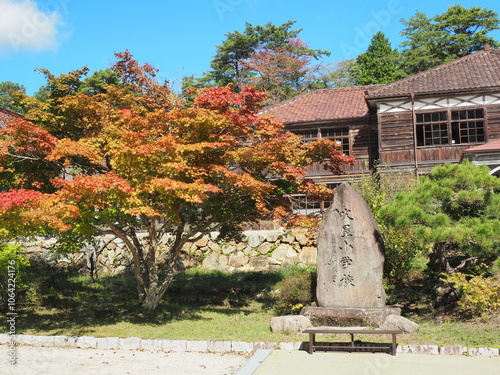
[0,0,67,56]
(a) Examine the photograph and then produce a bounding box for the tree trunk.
[434,242,454,274]
[108,220,186,313]
[142,286,160,312]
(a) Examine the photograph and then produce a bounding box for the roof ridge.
[369,49,496,97]
[0,106,21,117]
[259,85,378,115]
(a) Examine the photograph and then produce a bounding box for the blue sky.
[1,0,500,95]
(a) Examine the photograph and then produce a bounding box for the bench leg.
[309,333,315,354]
[391,334,397,356]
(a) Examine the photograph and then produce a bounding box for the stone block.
[380,314,418,333]
[279,341,302,350]
[281,234,296,244]
[407,344,439,355]
[159,339,187,352]
[440,345,467,355]
[253,342,278,350]
[247,233,265,248]
[231,341,255,353]
[0,334,11,344]
[298,246,316,265]
[207,340,231,352]
[294,231,311,246]
[186,340,208,352]
[229,253,249,268]
[195,237,208,247]
[257,242,273,255]
[207,241,221,252]
[271,244,297,261]
[15,334,34,346]
[249,256,269,270]
[76,336,97,349]
[222,244,237,255]
[140,339,160,351]
[265,232,280,242]
[202,253,228,270]
[468,347,500,356]
[53,335,77,348]
[118,336,142,350]
[270,315,312,333]
[96,337,119,350]
[30,335,55,347]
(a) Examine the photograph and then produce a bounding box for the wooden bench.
[302,328,403,356]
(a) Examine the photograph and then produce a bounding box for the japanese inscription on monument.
[316,182,386,308]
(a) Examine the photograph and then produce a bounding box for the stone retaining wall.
[20,230,318,274]
[1,334,498,356]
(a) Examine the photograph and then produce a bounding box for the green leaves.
[380,161,500,261]
[351,31,404,85]
[400,5,500,74]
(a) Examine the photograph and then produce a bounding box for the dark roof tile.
[368,49,500,99]
[259,86,377,124]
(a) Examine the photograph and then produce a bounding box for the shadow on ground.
[13,259,282,336]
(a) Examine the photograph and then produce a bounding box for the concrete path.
[253,350,500,375]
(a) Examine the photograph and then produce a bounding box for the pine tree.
[351,31,404,86]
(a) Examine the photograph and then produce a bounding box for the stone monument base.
[300,306,401,327]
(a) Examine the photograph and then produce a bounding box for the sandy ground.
[0,345,250,375]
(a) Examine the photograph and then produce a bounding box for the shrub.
[274,266,315,315]
[0,243,30,311]
[381,225,427,284]
[445,273,500,317]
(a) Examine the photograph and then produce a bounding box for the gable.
[0,106,20,127]
[367,48,500,100]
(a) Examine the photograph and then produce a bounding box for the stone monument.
[302,182,400,326]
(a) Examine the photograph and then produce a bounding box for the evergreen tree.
[187,21,329,96]
[379,161,500,274]
[401,5,500,74]
[79,69,122,96]
[351,31,404,86]
[0,81,26,113]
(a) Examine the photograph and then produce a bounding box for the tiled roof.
[368,48,500,99]
[259,86,376,124]
[462,139,500,154]
[0,106,19,127]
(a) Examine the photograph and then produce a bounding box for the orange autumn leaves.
[0,52,354,239]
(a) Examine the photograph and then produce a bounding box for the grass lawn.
[5,263,500,348]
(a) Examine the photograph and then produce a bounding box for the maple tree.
[186,21,329,102]
[239,37,315,104]
[0,51,354,312]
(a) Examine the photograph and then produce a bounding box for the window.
[321,128,350,155]
[416,109,485,147]
[451,109,485,144]
[295,127,350,155]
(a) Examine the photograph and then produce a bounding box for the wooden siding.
[288,116,378,178]
[378,111,414,152]
[305,158,370,175]
[379,104,500,167]
[381,145,471,165]
[486,105,500,140]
